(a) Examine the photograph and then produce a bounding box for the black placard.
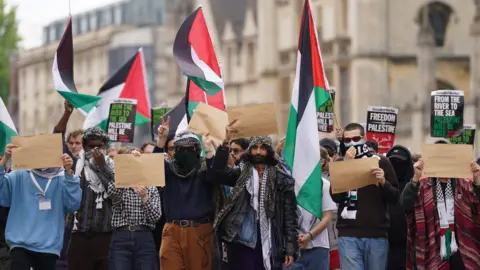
[430,90,464,138]
[106,99,137,143]
[449,124,476,145]
[317,88,336,133]
[151,106,170,141]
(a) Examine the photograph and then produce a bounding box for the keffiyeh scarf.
[246,166,272,270]
[435,179,458,259]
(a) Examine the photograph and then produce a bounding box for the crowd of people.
[0,101,479,270]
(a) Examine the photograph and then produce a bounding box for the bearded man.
[206,131,298,270]
[66,127,115,270]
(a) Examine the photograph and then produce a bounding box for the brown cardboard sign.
[114,154,165,188]
[421,144,473,179]
[187,102,228,143]
[329,158,380,194]
[11,134,63,170]
[227,102,279,138]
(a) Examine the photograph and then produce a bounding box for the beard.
[251,155,266,165]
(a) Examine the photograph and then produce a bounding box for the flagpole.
[68,0,71,15]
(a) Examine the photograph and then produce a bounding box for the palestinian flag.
[174,7,224,96]
[83,48,151,130]
[284,0,330,220]
[162,97,188,138]
[52,17,101,115]
[0,98,18,155]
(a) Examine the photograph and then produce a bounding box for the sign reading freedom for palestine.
[430,90,464,138]
[365,106,398,154]
[317,88,336,133]
[107,98,137,143]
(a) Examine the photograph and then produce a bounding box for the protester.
[386,145,414,270]
[66,127,114,270]
[320,138,339,162]
[365,140,378,154]
[400,141,480,270]
[106,147,162,269]
[229,138,249,167]
[0,162,9,270]
[153,117,218,270]
[141,142,156,154]
[0,144,81,270]
[163,134,175,161]
[331,123,399,270]
[208,126,298,270]
[292,147,336,270]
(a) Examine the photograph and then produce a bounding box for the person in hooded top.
[0,144,81,270]
[386,145,414,270]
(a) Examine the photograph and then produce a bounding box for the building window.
[280,76,291,104]
[49,26,56,42]
[315,5,323,39]
[81,16,89,33]
[43,28,49,44]
[114,5,123,25]
[247,41,256,78]
[417,2,453,47]
[104,9,112,25]
[339,67,349,125]
[90,13,98,30]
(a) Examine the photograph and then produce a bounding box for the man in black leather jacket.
[207,134,298,270]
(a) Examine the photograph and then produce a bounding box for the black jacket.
[208,147,298,268]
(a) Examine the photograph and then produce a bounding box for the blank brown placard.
[188,102,228,143]
[114,154,165,188]
[329,158,379,194]
[228,102,279,138]
[11,134,63,170]
[421,144,473,179]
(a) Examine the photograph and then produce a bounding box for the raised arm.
[206,145,241,187]
[53,101,74,156]
[0,144,17,207]
[61,154,82,213]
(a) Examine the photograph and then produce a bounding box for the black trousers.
[67,232,111,270]
[10,247,57,270]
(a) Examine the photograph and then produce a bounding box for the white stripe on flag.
[52,54,70,93]
[190,47,224,90]
[83,84,124,129]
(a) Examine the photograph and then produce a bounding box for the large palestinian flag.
[284,0,330,220]
[52,17,101,115]
[0,98,18,155]
[174,7,224,96]
[83,49,151,130]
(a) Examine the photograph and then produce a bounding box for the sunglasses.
[343,136,362,143]
[230,148,242,154]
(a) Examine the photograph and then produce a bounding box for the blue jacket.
[0,166,81,256]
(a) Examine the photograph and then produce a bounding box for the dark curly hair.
[82,127,109,146]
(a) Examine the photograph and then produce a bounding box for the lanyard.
[29,172,52,196]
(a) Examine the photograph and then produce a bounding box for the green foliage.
[0,0,21,103]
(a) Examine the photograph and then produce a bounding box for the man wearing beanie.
[153,117,219,270]
[207,129,298,270]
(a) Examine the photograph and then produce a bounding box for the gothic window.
[417,2,453,47]
[247,41,256,78]
[339,67,349,125]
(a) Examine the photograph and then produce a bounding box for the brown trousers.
[160,223,213,270]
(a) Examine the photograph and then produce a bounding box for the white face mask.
[344,141,362,148]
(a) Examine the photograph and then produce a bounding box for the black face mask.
[390,158,410,181]
[251,155,266,165]
[174,149,200,174]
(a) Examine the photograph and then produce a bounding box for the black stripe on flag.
[164,96,187,137]
[173,8,205,79]
[296,1,314,127]
[57,18,78,93]
[97,52,138,95]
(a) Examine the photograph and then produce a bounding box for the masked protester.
[331,123,399,270]
[0,143,81,270]
[66,127,115,270]
[207,126,298,270]
[386,146,414,270]
[153,116,220,270]
[400,140,480,270]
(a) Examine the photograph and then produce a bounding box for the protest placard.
[151,105,170,141]
[317,88,336,133]
[107,99,137,143]
[329,158,379,194]
[421,144,472,179]
[365,106,398,154]
[430,90,464,138]
[228,103,279,138]
[11,134,63,170]
[449,124,476,145]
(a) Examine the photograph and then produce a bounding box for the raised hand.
[412,159,424,183]
[93,147,106,167]
[225,120,238,143]
[158,116,170,139]
[133,186,149,203]
[62,154,74,174]
[64,100,73,113]
[335,128,344,141]
[345,146,356,160]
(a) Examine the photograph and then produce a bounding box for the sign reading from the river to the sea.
[365,106,398,154]
[317,88,336,133]
[107,98,137,143]
[430,90,464,138]
[449,124,476,145]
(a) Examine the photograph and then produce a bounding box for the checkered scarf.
[435,179,458,259]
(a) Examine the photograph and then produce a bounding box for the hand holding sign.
[471,161,480,184]
[224,120,238,143]
[413,159,424,183]
[62,154,74,174]
[371,168,385,186]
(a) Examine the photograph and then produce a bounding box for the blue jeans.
[338,237,388,270]
[285,247,329,270]
[109,230,158,270]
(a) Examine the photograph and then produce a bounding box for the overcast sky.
[7,0,119,49]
